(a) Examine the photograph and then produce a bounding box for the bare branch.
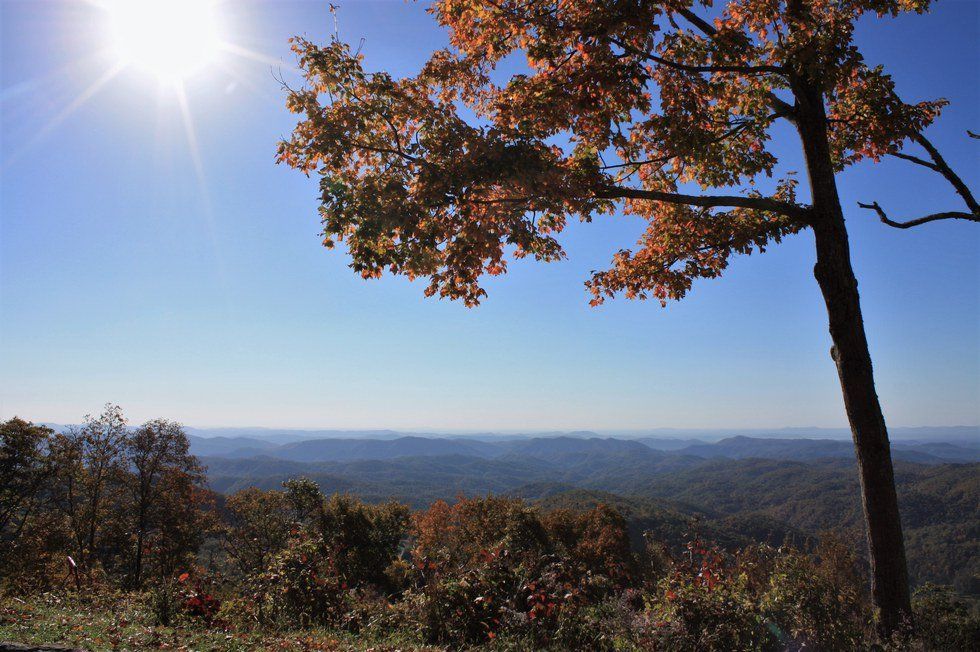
[869,130,979,229]
[857,201,979,229]
[676,7,718,36]
[911,133,979,214]
[889,152,938,171]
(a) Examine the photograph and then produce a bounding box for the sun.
[104,0,221,83]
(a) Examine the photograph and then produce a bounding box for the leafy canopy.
[278,0,944,306]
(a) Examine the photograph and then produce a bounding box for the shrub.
[246,535,349,628]
[758,536,867,650]
[633,538,764,651]
[413,496,553,568]
[284,480,410,591]
[147,571,223,627]
[233,486,409,631]
[8,482,978,650]
[549,593,639,652]
[147,578,181,626]
[223,487,293,577]
[640,573,775,651]
[178,573,222,625]
[908,583,980,651]
[541,504,636,587]
[405,563,510,645]
[406,496,636,648]
[408,498,548,645]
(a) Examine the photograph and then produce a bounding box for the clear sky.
[1,0,977,430]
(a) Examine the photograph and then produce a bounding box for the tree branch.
[911,133,979,214]
[606,36,784,76]
[865,130,979,229]
[889,152,937,171]
[856,201,979,229]
[600,120,758,171]
[596,185,807,217]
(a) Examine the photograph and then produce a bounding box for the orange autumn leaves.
[278,0,943,306]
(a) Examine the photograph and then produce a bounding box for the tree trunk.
[793,80,912,638]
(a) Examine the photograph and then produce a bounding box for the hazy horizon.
[19,418,978,442]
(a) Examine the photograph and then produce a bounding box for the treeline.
[1,406,210,590]
[2,409,977,650]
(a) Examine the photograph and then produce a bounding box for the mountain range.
[187,432,980,464]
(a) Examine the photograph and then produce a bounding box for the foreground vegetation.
[3,410,978,650]
[2,562,977,651]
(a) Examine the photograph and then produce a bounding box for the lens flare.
[105,0,220,82]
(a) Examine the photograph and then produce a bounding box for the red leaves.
[826,64,946,169]
[174,572,222,624]
[587,193,803,306]
[526,588,559,621]
[182,590,221,623]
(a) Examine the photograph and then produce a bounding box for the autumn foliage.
[276,0,966,307]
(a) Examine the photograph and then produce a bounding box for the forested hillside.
[200,447,979,594]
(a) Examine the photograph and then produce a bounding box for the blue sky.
[1,0,977,430]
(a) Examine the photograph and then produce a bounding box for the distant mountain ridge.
[676,435,979,463]
[35,422,978,445]
[187,432,979,465]
[182,424,978,442]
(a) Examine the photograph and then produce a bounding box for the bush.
[245,535,349,628]
[284,480,410,592]
[404,496,636,648]
[223,487,293,577]
[639,573,775,651]
[226,483,411,631]
[404,562,511,645]
[759,539,867,650]
[147,579,181,627]
[908,583,980,650]
[146,571,222,627]
[7,483,978,650]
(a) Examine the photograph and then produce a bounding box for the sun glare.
[105,0,220,82]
